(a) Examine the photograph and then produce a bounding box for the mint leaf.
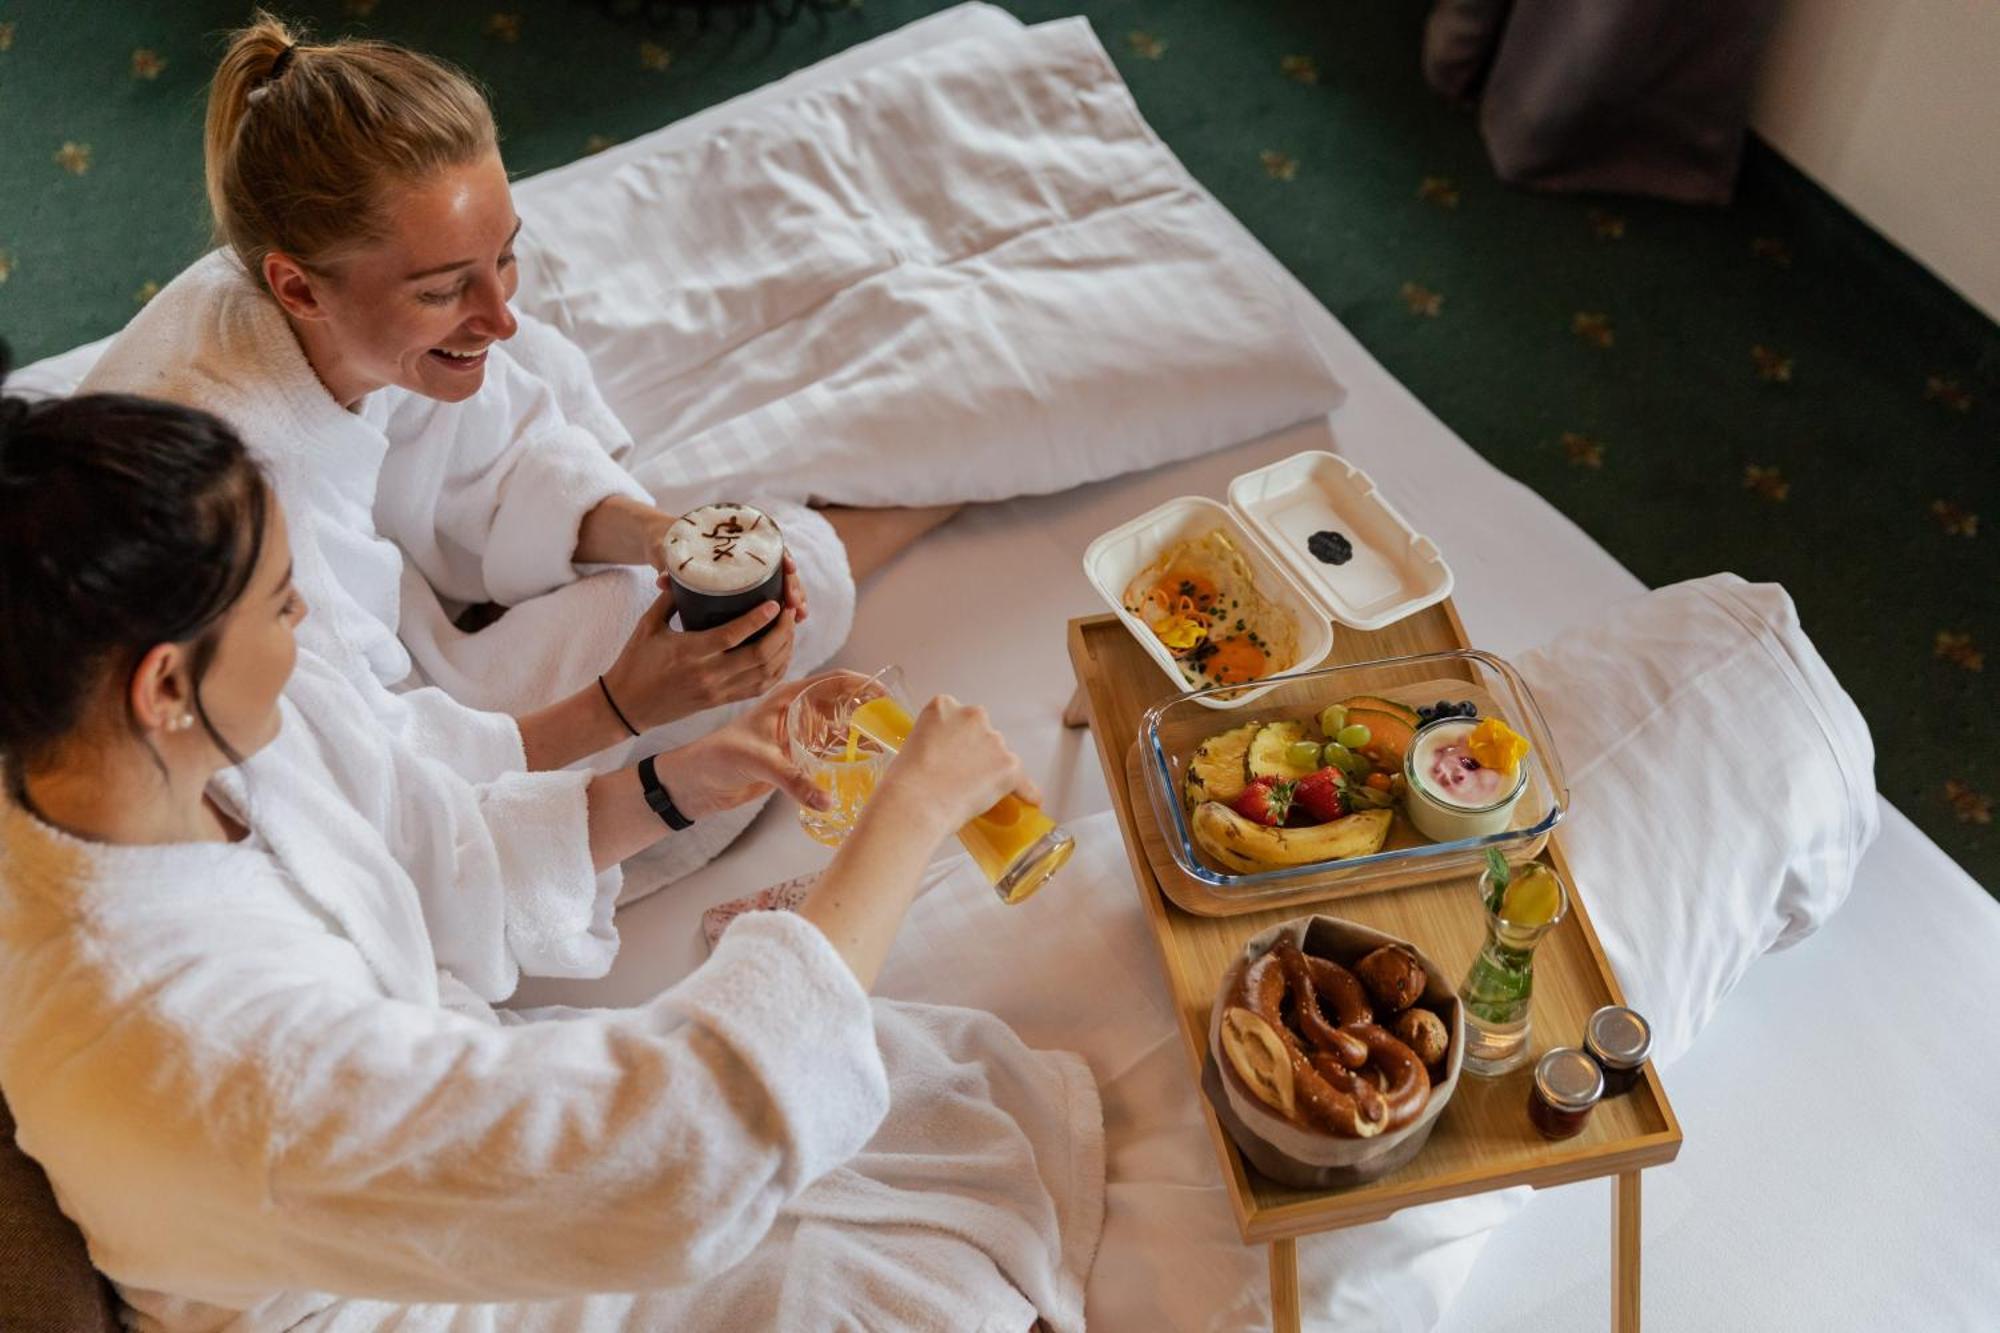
[1484,848,1510,914]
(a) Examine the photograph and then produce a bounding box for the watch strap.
[637,754,693,831]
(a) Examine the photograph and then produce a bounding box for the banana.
[1192,802,1394,873]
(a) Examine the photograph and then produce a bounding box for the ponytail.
[201,12,297,243]
[203,10,497,281]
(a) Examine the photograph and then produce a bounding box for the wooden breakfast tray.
[1125,674,1553,916]
[1067,603,1680,1329]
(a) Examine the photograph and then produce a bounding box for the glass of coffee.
[664,502,787,642]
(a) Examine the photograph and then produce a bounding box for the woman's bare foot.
[819,504,964,583]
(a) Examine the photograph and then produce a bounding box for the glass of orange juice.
[785,674,894,848]
[843,667,1075,905]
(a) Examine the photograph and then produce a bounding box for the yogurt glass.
[1402,716,1528,843]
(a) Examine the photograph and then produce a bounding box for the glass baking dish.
[1138,649,1569,901]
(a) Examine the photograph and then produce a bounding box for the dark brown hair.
[0,344,269,777]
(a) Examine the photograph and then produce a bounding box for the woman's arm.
[797,694,1037,989]
[515,594,794,773]
[573,493,676,569]
[580,678,825,869]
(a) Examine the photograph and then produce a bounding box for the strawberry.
[1231,776,1294,826]
[1291,768,1346,824]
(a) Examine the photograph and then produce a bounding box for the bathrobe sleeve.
[506,308,638,467]
[13,903,891,1305]
[281,653,616,995]
[373,348,652,610]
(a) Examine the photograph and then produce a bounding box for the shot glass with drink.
[784,667,1075,904]
[664,502,787,642]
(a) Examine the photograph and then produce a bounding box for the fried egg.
[1122,529,1300,689]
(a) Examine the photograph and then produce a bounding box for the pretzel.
[1223,933,1438,1138]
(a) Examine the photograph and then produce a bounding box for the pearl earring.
[170,713,195,733]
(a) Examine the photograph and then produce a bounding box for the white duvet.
[511,17,1345,512]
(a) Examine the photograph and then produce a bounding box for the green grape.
[1285,740,1323,771]
[1316,704,1348,737]
[1321,741,1352,770]
[1335,723,1372,749]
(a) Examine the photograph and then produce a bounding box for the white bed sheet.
[510,6,2000,1327]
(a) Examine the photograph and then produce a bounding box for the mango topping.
[1466,717,1530,775]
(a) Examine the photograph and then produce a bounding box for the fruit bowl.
[1138,649,1568,903]
[1204,915,1464,1189]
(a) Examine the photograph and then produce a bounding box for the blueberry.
[1434,699,1452,714]
[1458,700,1477,717]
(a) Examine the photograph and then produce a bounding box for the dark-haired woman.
[79,13,957,901]
[0,385,1099,1331]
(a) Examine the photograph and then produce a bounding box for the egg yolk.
[1205,636,1267,684]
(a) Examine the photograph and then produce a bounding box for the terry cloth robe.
[78,251,856,899]
[0,655,1103,1333]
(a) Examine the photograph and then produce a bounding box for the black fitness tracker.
[637,754,693,831]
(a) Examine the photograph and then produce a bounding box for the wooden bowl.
[1204,914,1464,1189]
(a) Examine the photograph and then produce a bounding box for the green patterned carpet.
[1,0,1994,894]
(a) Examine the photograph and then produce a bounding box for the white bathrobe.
[0,656,1102,1333]
[77,252,857,898]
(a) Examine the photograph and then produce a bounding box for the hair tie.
[248,44,296,104]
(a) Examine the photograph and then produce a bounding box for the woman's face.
[309,150,522,403]
[191,495,308,762]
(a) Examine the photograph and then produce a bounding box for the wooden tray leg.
[1270,1238,1301,1333]
[1613,1170,1642,1332]
[1062,683,1091,729]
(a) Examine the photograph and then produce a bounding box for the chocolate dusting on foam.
[697,509,773,563]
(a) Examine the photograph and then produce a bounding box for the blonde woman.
[80,14,955,895]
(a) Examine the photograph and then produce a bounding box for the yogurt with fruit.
[1403,716,1529,842]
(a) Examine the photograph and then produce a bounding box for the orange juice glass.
[846,668,1075,905]
[785,675,893,848]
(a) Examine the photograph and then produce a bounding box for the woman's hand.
[649,679,827,820]
[794,693,1038,990]
[601,588,796,731]
[866,695,1040,839]
[649,554,809,624]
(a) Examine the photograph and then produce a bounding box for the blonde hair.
[203,12,497,280]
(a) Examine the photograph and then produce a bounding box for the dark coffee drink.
[665,502,787,640]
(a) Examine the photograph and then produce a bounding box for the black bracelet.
[597,674,641,738]
[637,754,693,830]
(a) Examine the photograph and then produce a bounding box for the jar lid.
[1533,1048,1604,1112]
[1584,1006,1653,1069]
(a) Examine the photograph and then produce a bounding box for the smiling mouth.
[428,346,488,369]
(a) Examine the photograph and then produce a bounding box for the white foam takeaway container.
[1082,451,1453,709]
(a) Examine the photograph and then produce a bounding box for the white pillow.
[1515,573,1877,1065]
[511,18,1345,513]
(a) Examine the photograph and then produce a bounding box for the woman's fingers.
[782,555,809,623]
[698,600,781,653]
[763,749,829,810]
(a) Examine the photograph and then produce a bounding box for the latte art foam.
[665,503,785,596]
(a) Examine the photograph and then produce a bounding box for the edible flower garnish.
[1153,612,1209,652]
[1466,717,1530,775]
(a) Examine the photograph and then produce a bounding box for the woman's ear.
[263,251,328,322]
[127,642,193,735]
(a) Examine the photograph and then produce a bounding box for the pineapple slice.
[1183,722,1259,808]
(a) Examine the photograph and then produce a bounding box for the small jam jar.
[1584,1005,1653,1096]
[1527,1048,1603,1140]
